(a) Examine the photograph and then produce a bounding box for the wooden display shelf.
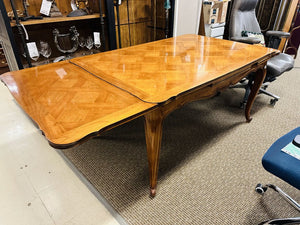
[10,13,104,27]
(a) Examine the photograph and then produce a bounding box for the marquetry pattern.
[0,61,154,147]
[1,34,280,196]
[71,34,279,103]
[1,34,278,147]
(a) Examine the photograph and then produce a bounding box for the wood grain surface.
[0,35,279,196]
[0,34,279,147]
[71,34,279,103]
[0,61,155,147]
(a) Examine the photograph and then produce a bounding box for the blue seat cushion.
[262,127,300,190]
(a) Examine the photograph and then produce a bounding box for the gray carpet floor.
[62,64,300,224]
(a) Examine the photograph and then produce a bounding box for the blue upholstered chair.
[256,127,300,224]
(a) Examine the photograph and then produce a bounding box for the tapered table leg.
[245,66,267,122]
[144,109,164,197]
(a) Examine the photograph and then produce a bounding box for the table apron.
[153,59,268,120]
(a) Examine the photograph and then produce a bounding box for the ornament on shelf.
[53,26,79,62]
[40,0,62,17]
[67,0,90,17]
[49,0,63,17]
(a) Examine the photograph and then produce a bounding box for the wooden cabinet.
[113,0,174,48]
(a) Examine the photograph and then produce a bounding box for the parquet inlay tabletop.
[0,61,155,147]
[1,34,279,196]
[71,34,278,103]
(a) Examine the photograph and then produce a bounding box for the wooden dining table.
[0,34,279,196]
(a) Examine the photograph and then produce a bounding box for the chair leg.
[230,76,280,106]
[256,184,300,225]
[241,84,251,108]
[230,76,254,108]
[229,83,248,108]
[256,184,300,212]
[258,88,280,106]
[259,217,300,225]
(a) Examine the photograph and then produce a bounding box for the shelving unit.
[199,0,230,39]
[10,13,104,27]
[0,0,175,71]
[0,0,110,70]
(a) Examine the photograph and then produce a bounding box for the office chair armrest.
[231,36,261,44]
[266,31,290,38]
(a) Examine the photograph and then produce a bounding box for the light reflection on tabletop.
[70,34,278,103]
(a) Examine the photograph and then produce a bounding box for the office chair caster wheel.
[270,99,277,106]
[255,183,268,195]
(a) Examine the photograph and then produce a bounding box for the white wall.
[173,0,203,37]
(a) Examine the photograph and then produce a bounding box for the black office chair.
[255,127,300,225]
[228,0,294,107]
